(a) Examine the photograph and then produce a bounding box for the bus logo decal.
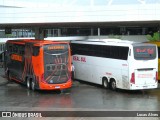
[136,48,154,54]
[73,56,86,62]
[11,54,22,62]
[106,72,112,75]
[48,46,64,50]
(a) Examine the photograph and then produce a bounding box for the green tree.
[147,32,160,41]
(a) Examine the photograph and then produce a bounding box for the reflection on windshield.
[44,44,69,84]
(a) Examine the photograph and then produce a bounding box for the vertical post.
[48,29,51,37]
[21,29,24,37]
[91,28,94,36]
[120,27,126,35]
[16,30,18,37]
[17,30,19,37]
[30,29,33,37]
[98,28,100,36]
[58,29,61,37]
[35,27,44,40]
[142,28,146,35]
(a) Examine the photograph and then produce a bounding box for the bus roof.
[6,39,69,46]
[71,39,156,47]
[72,39,135,45]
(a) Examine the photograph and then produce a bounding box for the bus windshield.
[43,44,69,84]
[133,45,156,60]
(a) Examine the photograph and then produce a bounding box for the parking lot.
[0,68,160,120]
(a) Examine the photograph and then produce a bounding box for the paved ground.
[0,67,160,120]
[2,67,160,90]
[0,67,8,86]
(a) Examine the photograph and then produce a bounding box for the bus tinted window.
[13,45,18,53]
[71,43,129,60]
[33,46,40,56]
[43,44,69,84]
[8,45,13,53]
[18,45,25,55]
[134,46,156,60]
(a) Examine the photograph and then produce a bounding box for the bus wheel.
[102,78,108,89]
[31,79,36,91]
[27,78,31,90]
[110,79,116,90]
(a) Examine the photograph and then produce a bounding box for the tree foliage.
[147,32,160,41]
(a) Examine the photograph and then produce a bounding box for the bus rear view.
[129,44,158,90]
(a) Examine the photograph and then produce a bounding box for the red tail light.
[156,72,158,82]
[130,73,135,84]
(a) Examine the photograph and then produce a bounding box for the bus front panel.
[43,44,71,85]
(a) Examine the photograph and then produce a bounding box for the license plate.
[55,86,60,88]
[143,86,148,88]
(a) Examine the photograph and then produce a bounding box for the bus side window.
[8,45,13,53]
[13,45,18,53]
[19,45,25,55]
[33,47,40,56]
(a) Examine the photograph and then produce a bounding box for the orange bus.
[4,39,72,90]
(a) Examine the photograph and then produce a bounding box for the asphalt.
[0,66,9,86]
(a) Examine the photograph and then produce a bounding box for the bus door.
[133,45,157,85]
[121,62,129,89]
[43,44,70,84]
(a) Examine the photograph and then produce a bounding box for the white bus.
[71,39,158,90]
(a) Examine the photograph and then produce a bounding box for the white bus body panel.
[73,55,129,88]
[72,39,158,90]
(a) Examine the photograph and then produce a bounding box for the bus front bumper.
[39,80,72,90]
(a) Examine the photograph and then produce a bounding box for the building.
[0,0,160,41]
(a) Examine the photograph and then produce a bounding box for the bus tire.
[102,77,108,89]
[110,79,116,90]
[31,79,36,91]
[27,78,31,90]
